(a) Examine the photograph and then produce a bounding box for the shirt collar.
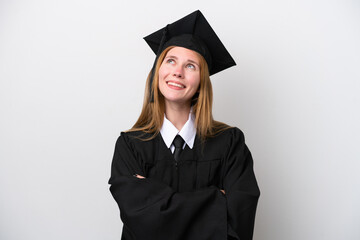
[160,107,196,149]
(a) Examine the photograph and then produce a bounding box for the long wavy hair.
[125,46,232,141]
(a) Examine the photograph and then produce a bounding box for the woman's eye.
[186,64,195,69]
[166,59,175,64]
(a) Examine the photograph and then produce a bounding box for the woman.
[109,10,260,240]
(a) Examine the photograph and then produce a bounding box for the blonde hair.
[126,46,232,141]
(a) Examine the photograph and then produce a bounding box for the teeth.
[168,82,185,88]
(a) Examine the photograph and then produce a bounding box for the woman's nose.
[173,72,182,78]
[173,66,184,78]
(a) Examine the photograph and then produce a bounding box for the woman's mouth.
[166,81,185,89]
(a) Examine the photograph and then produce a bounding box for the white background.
[1,0,359,239]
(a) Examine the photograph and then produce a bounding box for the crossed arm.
[110,129,260,240]
[133,174,226,194]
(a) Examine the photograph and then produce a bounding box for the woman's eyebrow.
[187,59,199,66]
[165,55,178,59]
[165,55,199,66]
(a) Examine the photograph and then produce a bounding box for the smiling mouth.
[166,81,186,88]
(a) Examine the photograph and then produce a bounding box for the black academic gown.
[109,127,260,240]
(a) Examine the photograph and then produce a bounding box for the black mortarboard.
[144,10,236,102]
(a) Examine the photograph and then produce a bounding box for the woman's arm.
[109,128,259,240]
[222,128,260,240]
[109,133,227,240]
[134,174,225,194]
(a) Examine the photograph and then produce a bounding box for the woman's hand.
[133,174,145,179]
[220,189,226,194]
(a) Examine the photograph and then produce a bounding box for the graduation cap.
[144,10,236,102]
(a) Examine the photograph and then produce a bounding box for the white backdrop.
[1,0,359,239]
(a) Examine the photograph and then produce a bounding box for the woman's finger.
[133,174,145,179]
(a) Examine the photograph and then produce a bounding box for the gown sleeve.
[108,133,227,240]
[222,128,260,240]
[109,128,260,240]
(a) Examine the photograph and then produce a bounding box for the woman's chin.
[164,97,191,106]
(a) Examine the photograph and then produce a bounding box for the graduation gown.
[109,127,260,240]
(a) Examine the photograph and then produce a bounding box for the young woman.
[109,10,260,240]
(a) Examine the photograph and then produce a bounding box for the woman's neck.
[164,102,191,131]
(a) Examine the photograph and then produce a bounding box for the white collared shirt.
[160,107,196,153]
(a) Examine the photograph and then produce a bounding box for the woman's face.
[158,47,201,107]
